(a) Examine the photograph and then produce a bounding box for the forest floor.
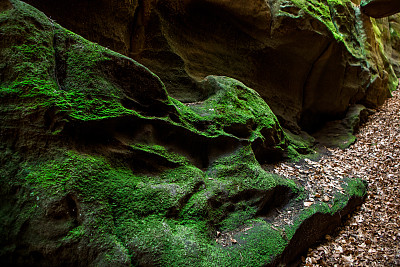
[275,88,400,266]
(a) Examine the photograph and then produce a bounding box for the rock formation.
[361,0,400,18]
[0,0,12,11]
[377,13,400,77]
[23,0,400,132]
[0,0,397,266]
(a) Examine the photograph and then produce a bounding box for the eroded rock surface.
[361,0,400,18]
[23,0,399,132]
[313,104,372,149]
[382,14,400,77]
[0,0,12,11]
[0,1,369,266]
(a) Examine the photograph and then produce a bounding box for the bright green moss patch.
[218,205,258,231]
[17,145,303,266]
[1,1,172,121]
[340,177,367,200]
[225,223,287,266]
[207,145,279,192]
[131,143,190,165]
[0,1,372,265]
[118,215,213,266]
[370,18,399,92]
[0,2,56,104]
[62,226,86,242]
[203,145,300,232]
[284,130,316,161]
[289,0,344,41]
[117,214,288,267]
[52,28,136,121]
[288,0,372,61]
[22,150,203,217]
[172,76,284,141]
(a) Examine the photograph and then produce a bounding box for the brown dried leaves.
[297,88,400,266]
[274,87,400,266]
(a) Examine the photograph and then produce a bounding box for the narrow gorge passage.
[275,86,400,266]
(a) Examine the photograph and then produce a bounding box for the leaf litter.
[274,87,400,266]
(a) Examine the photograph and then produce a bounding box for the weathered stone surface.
[361,0,400,18]
[23,0,399,133]
[0,0,12,11]
[23,0,139,54]
[0,1,368,266]
[137,0,399,131]
[388,14,400,76]
[313,104,372,149]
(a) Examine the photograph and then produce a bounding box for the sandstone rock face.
[313,104,371,149]
[1,1,368,266]
[381,14,400,77]
[24,0,399,132]
[23,0,139,54]
[0,0,12,11]
[372,13,400,80]
[388,14,400,76]
[361,0,400,18]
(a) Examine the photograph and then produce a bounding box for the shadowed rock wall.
[361,0,400,18]
[0,1,373,266]
[23,0,400,132]
[0,0,13,11]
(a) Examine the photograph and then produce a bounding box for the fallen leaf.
[342,255,353,263]
[304,201,314,207]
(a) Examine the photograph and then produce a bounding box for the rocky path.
[275,88,400,266]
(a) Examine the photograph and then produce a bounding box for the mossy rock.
[173,75,287,162]
[0,1,367,266]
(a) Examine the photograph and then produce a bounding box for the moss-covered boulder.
[23,0,399,133]
[172,76,287,163]
[0,1,368,266]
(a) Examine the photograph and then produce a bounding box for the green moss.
[62,226,86,242]
[118,216,289,267]
[172,76,284,143]
[284,130,316,161]
[131,143,190,165]
[0,2,56,106]
[118,216,213,266]
[390,21,400,40]
[203,145,300,233]
[207,145,278,192]
[21,150,203,225]
[0,1,371,265]
[219,205,258,232]
[339,177,367,199]
[360,0,374,7]
[288,0,379,62]
[1,1,169,121]
[17,145,304,266]
[284,177,366,240]
[370,18,399,91]
[52,28,136,121]
[289,0,345,41]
